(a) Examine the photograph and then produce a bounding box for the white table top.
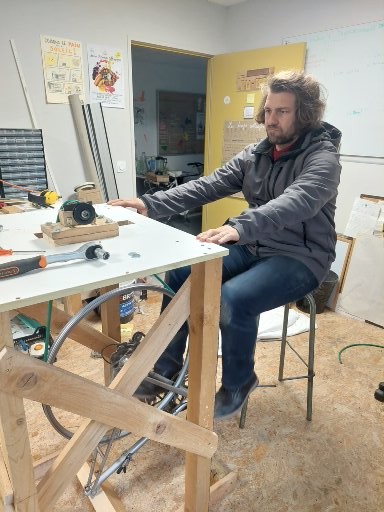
[0,204,227,312]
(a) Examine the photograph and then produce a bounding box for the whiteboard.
[284,21,384,158]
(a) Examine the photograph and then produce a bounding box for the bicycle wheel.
[42,283,188,441]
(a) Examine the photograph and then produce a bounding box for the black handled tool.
[0,242,110,279]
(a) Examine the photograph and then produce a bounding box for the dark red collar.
[272,143,295,161]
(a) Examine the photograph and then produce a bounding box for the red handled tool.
[0,243,110,279]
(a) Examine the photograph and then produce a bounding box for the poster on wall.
[87,45,124,109]
[40,35,84,104]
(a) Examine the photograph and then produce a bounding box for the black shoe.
[214,372,259,420]
[134,379,165,402]
[134,370,180,402]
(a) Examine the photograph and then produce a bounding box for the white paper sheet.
[218,307,313,355]
[344,198,381,238]
[337,235,384,327]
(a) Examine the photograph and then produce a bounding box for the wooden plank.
[334,235,355,297]
[77,464,125,512]
[99,286,121,385]
[0,347,216,458]
[360,193,384,203]
[42,229,118,246]
[62,294,83,316]
[0,206,23,214]
[76,188,103,205]
[0,444,13,506]
[100,286,121,344]
[17,304,117,354]
[209,468,238,507]
[184,260,222,512]
[36,279,212,510]
[175,460,237,512]
[0,312,40,512]
[40,217,119,243]
[328,234,355,310]
[33,452,61,483]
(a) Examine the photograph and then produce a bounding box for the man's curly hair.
[256,70,326,132]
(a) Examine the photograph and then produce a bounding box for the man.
[108,70,341,420]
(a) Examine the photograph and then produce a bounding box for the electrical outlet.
[116,160,126,173]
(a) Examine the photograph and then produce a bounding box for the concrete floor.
[24,295,384,511]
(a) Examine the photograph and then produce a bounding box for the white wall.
[225,0,384,233]
[132,54,207,173]
[1,0,383,231]
[0,0,227,200]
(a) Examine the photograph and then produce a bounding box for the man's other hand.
[196,225,240,245]
[107,198,148,216]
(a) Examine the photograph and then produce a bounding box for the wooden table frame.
[0,205,227,512]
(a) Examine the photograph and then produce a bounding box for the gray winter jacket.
[140,122,342,284]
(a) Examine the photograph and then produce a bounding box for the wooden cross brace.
[0,260,222,512]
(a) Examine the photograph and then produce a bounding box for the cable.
[338,343,384,364]
[100,343,120,364]
[152,274,175,295]
[0,178,40,194]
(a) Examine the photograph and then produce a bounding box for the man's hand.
[107,198,148,216]
[196,225,240,245]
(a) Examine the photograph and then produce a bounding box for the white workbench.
[0,203,228,512]
[0,203,226,312]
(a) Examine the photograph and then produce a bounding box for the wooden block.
[76,188,103,204]
[40,217,119,246]
[209,469,238,507]
[175,458,237,512]
[146,172,169,183]
[77,463,125,512]
[0,206,23,214]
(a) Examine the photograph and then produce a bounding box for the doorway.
[130,42,209,235]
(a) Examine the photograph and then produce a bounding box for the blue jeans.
[155,245,318,390]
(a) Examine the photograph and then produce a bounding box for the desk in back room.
[136,169,202,196]
[0,203,227,512]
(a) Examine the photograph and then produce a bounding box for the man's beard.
[267,127,298,146]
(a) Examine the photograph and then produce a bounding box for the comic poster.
[40,35,84,104]
[88,45,124,109]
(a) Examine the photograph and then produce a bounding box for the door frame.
[127,38,212,196]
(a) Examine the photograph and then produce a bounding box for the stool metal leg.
[278,303,290,381]
[278,293,316,421]
[239,396,248,429]
[305,293,316,421]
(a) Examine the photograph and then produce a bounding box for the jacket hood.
[253,121,342,155]
[315,121,342,150]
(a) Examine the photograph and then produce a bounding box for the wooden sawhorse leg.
[0,258,223,512]
[0,312,40,511]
